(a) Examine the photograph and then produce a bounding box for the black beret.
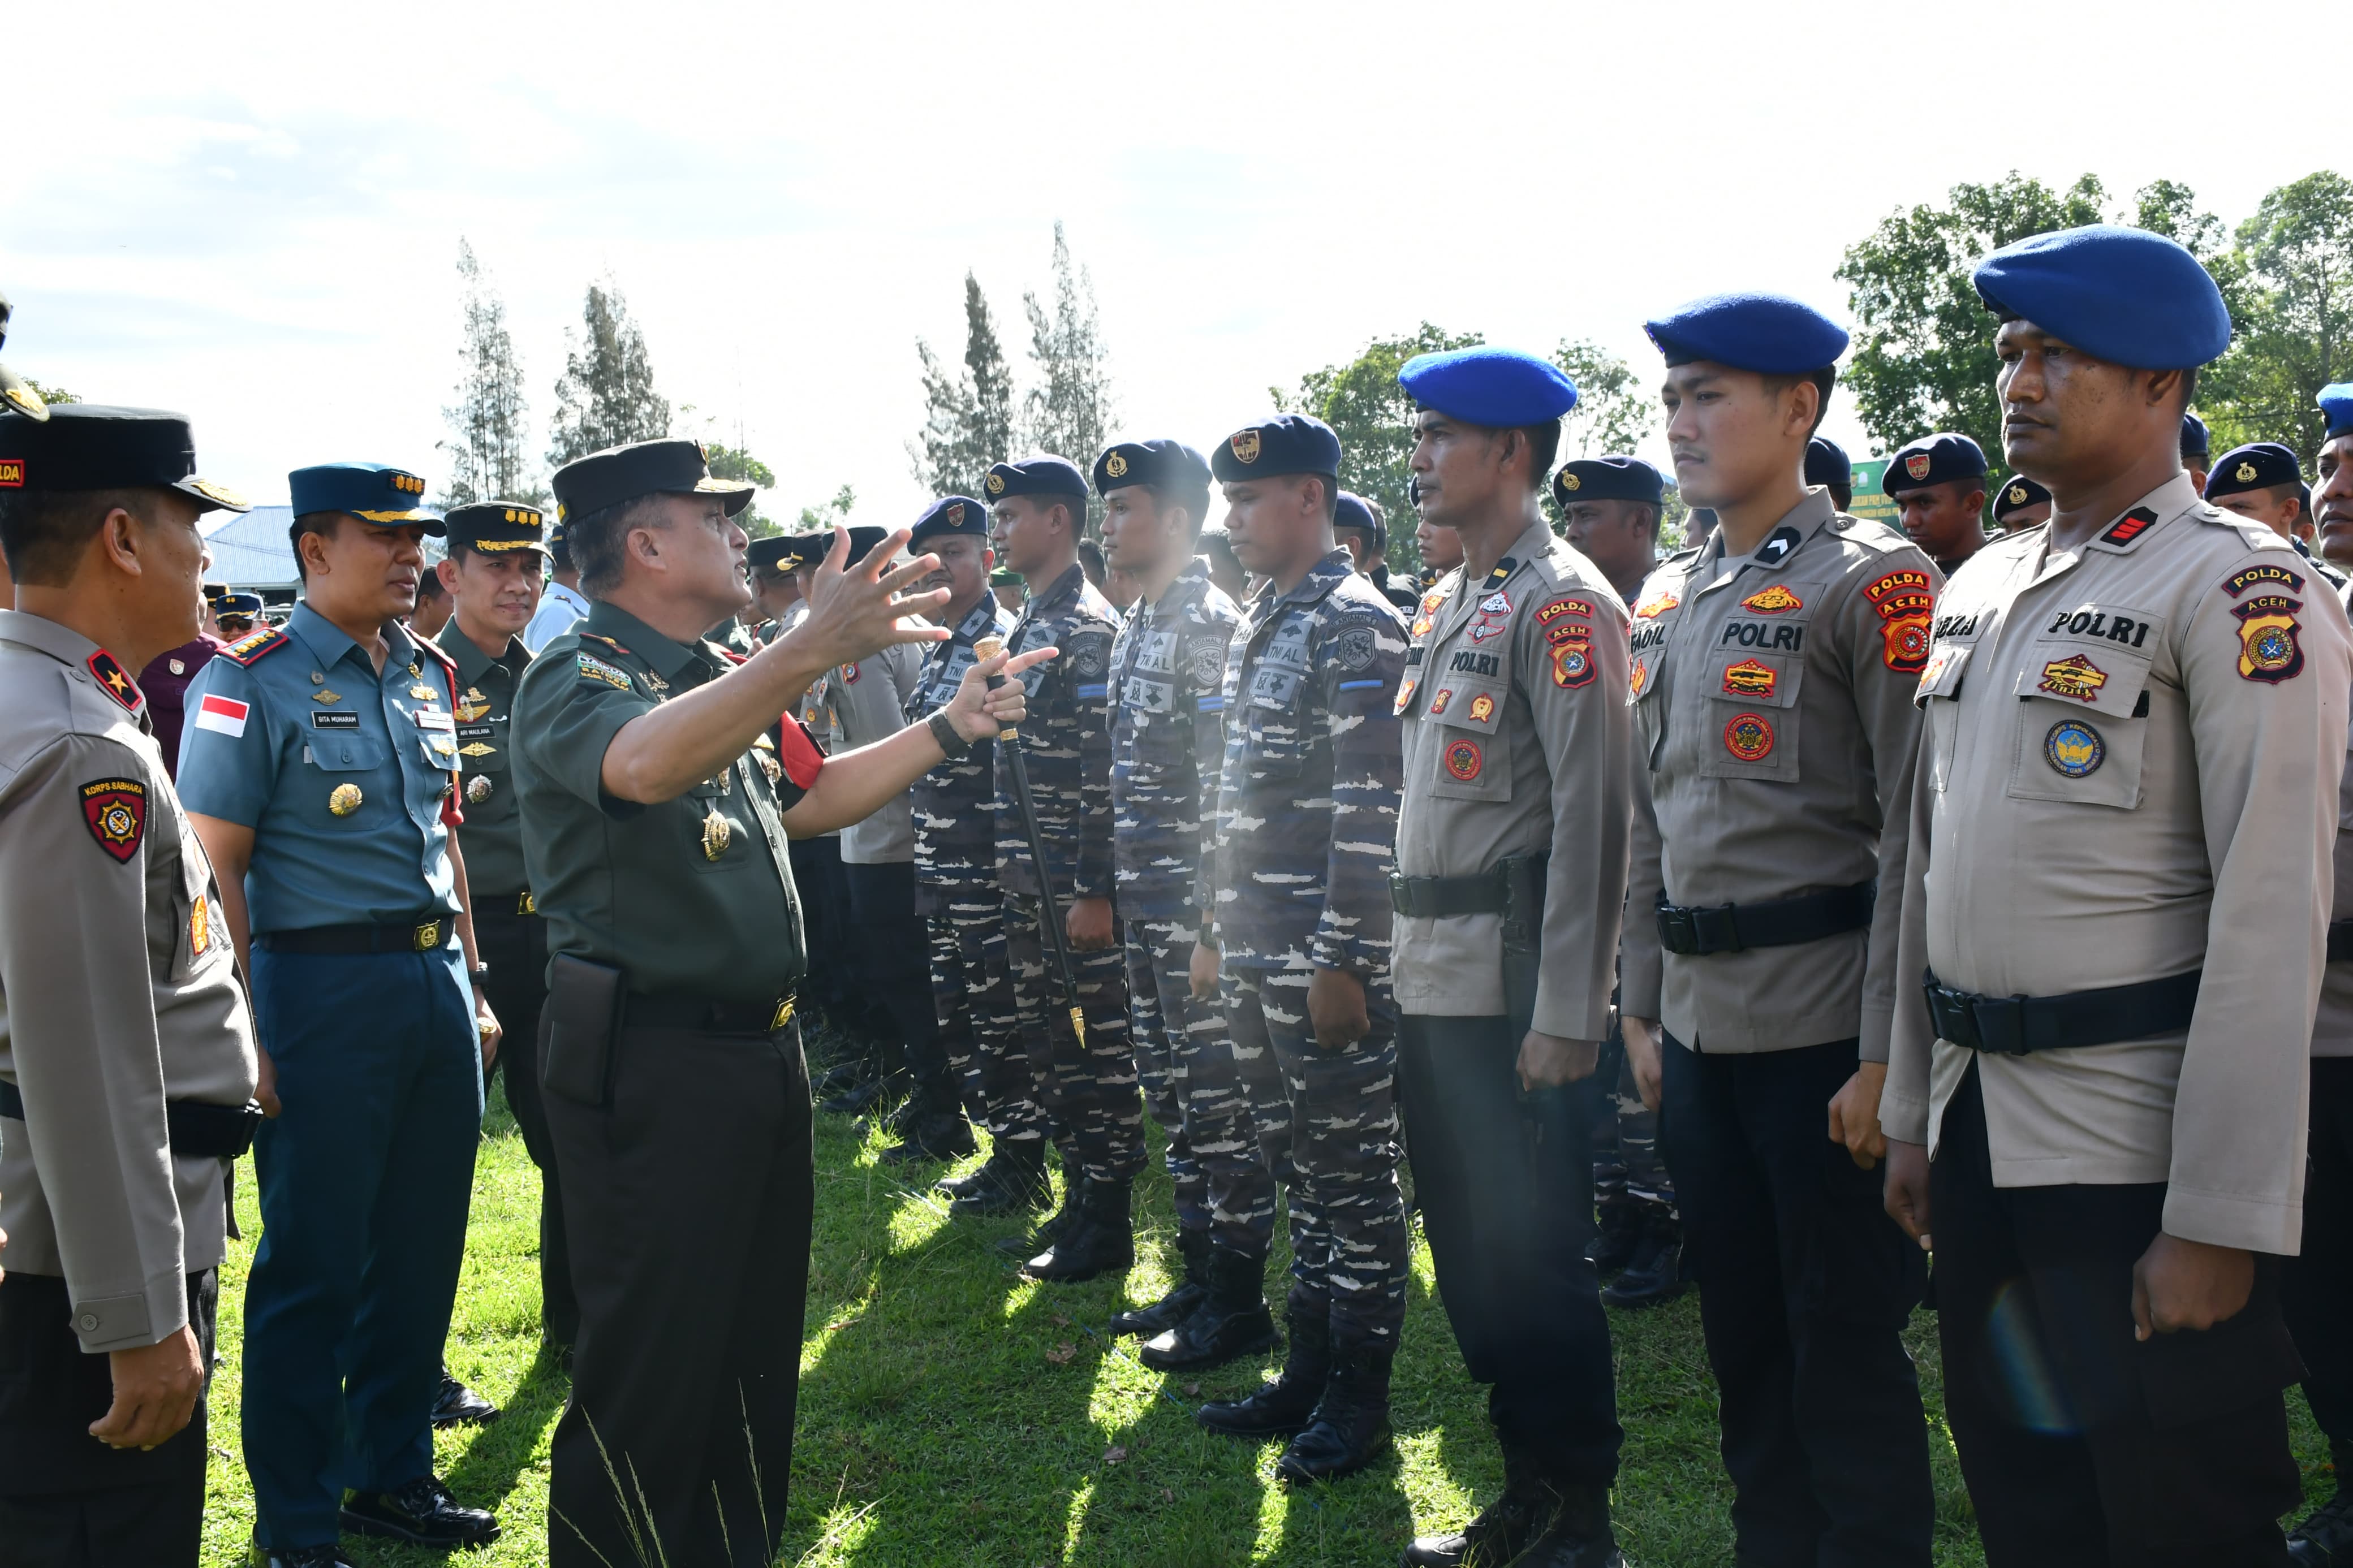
[783,525,890,569]
[202,581,229,604]
[1092,438,1212,502]
[1804,436,1851,490]
[1553,456,1665,510]
[2205,442,2303,501]
[1210,414,1342,484]
[0,404,249,513]
[1333,492,1384,552]
[443,500,550,557]
[746,535,797,574]
[912,494,989,546]
[984,455,1088,502]
[552,439,755,522]
[1882,433,1989,496]
[1992,474,2052,521]
[2182,413,2211,459]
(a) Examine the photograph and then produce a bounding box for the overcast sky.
[7,0,2333,519]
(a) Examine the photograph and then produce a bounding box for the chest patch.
[1444,737,1484,780]
[1721,658,1776,698]
[1740,585,1802,615]
[577,654,634,690]
[2037,654,2108,703]
[1722,712,1775,762]
[2045,718,2106,776]
[1634,589,1679,619]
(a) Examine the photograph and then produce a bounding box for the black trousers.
[475,904,574,1346]
[1934,1061,2303,1567]
[843,859,946,1092]
[1398,1014,1622,1483]
[0,1269,216,1568]
[1660,1035,1932,1568]
[787,837,875,1043]
[2285,1056,2353,1443]
[544,1017,813,1568]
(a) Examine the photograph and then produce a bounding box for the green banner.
[1846,457,1900,527]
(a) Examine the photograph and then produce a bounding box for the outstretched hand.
[792,526,952,670]
[943,642,1056,741]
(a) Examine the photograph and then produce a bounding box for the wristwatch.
[928,708,973,759]
[469,963,492,984]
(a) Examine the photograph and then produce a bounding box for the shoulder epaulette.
[220,627,291,666]
[579,633,634,658]
[1828,515,1913,554]
[413,635,458,675]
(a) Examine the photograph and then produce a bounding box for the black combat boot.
[2291,1440,2353,1565]
[1512,1482,1624,1567]
[1023,1177,1136,1283]
[1601,1212,1686,1310]
[1276,1341,1393,1485]
[1402,1436,1562,1566]
[1110,1227,1212,1337]
[1587,1203,1642,1275]
[948,1144,1051,1219]
[1142,1246,1278,1371]
[1199,1306,1329,1439]
[881,1105,977,1165]
[988,1163,1076,1247]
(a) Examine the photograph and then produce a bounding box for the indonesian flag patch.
[194,693,251,737]
[80,777,148,862]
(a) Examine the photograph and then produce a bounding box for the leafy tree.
[909,272,1016,497]
[2203,172,2353,464]
[24,379,75,405]
[438,239,539,507]
[797,485,855,532]
[702,440,779,537]
[1554,338,1658,461]
[546,279,669,471]
[1020,223,1116,522]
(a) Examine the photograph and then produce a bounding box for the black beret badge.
[1230,430,1262,465]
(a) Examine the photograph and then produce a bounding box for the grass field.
[194,1053,2341,1567]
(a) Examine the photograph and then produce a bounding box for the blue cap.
[2205,442,2303,500]
[1883,433,1989,495]
[1972,224,2230,371]
[2181,412,2210,459]
[1804,436,1851,490]
[2322,385,2353,442]
[984,455,1088,502]
[1397,346,1578,427]
[1211,414,1342,483]
[1992,474,2052,522]
[288,462,444,535]
[1092,438,1212,502]
[1644,292,1850,373]
[1333,491,1384,553]
[218,591,264,617]
[1553,456,1665,510]
[912,495,989,546]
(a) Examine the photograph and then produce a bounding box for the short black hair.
[1140,481,1213,539]
[1515,418,1562,491]
[1760,366,1838,435]
[1076,537,1106,577]
[288,511,345,584]
[0,488,153,587]
[569,493,672,599]
[415,564,449,601]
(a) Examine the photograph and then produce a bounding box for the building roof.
[202,505,298,590]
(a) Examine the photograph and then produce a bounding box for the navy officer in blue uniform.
[179,463,501,1566]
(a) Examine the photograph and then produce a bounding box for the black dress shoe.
[2291,1446,2353,1564]
[1199,1307,1328,1440]
[1110,1228,1212,1337]
[429,1369,500,1426]
[340,1475,500,1549]
[1141,1246,1277,1371]
[1601,1217,1686,1311]
[1022,1177,1135,1283]
[1587,1204,1643,1275]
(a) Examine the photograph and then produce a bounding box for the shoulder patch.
[2100,507,2160,546]
[221,627,291,666]
[576,653,635,690]
[2226,562,2305,598]
[2235,594,2307,684]
[1066,629,1110,679]
[79,777,147,862]
[1866,567,1935,673]
[1536,596,1595,626]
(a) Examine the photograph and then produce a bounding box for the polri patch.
[2045,718,2105,777]
[1428,688,1454,716]
[79,777,147,862]
[1468,694,1496,723]
[2234,594,2305,683]
[1722,712,1775,762]
[1633,589,1679,619]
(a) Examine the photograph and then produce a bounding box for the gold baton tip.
[973,635,1017,735]
[1069,1006,1088,1048]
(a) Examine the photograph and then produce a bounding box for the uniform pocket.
[2005,637,2156,810]
[1699,651,1804,783]
[1242,677,1307,780]
[1917,642,1974,794]
[1425,678,1512,802]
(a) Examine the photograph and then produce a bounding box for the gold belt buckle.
[769,996,796,1033]
[414,919,442,952]
[517,891,536,916]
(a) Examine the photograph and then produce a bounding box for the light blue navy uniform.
[175,472,482,1556]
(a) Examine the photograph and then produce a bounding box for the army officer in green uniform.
[510,439,1048,1568]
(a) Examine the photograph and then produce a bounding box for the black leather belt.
[472,893,539,919]
[622,992,797,1035]
[0,1082,262,1160]
[1923,967,2202,1055]
[2330,919,2353,965]
[1388,855,1550,921]
[257,916,454,955]
[1656,881,1875,956]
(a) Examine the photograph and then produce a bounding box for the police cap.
[984,455,1088,503]
[1397,346,1578,427]
[1553,456,1665,511]
[218,591,264,617]
[783,525,890,569]
[1992,474,2053,523]
[1092,439,1212,505]
[746,535,797,576]
[290,461,442,534]
[912,495,990,548]
[1644,292,1850,373]
[0,404,249,512]
[443,500,550,557]
[1882,433,1989,495]
[1973,225,2231,370]
[1804,436,1851,490]
[1333,492,1384,554]
[1210,414,1342,485]
[2204,442,2303,501]
[551,439,755,524]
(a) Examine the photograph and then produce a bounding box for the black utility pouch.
[541,953,625,1108]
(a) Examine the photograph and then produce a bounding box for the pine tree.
[908,272,1016,497]
[438,240,537,506]
[1020,223,1115,522]
[546,279,670,472]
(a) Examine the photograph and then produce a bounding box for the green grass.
[196,1052,2342,1566]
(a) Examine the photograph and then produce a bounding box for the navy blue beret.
[1992,474,2052,521]
[1397,346,1578,427]
[1804,436,1851,490]
[2322,385,2353,442]
[1333,491,1384,552]
[1644,292,1850,373]
[1553,456,1665,510]
[2181,413,2210,459]
[912,494,989,546]
[984,455,1088,502]
[1211,414,1342,483]
[1973,225,2230,370]
[2205,442,2303,500]
[746,535,796,574]
[290,461,443,535]
[1883,433,1989,495]
[1092,438,1212,500]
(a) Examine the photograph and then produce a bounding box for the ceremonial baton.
[975,634,1088,1048]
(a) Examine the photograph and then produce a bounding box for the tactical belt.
[471,892,539,919]
[1387,856,1548,921]
[623,991,798,1035]
[2331,919,2353,965]
[1923,967,2202,1056]
[1656,881,1875,956]
[257,916,453,955]
[0,1082,262,1160]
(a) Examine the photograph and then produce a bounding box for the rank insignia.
[1444,737,1484,780]
[221,627,290,665]
[1721,658,1777,698]
[1633,589,1679,620]
[1550,638,1594,689]
[1722,712,1775,762]
[2098,507,2159,546]
[460,742,495,757]
[1629,659,1650,698]
[189,893,210,956]
[2037,653,2109,702]
[1429,688,1454,716]
[409,683,437,701]
[328,783,363,816]
[1468,694,1496,723]
[2234,594,2305,683]
[85,649,143,713]
[465,774,494,804]
[703,807,732,860]
[2044,718,2105,777]
[79,777,146,861]
[1740,585,1802,615]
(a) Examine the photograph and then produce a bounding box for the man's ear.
[436,556,461,594]
[99,507,146,577]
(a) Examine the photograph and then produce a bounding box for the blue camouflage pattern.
[995,563,1118,900]
[1109,558,1240,923]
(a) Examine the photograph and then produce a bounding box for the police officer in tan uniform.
[1619,292,1942,1566]
[1881,226,2353,1568]
[1388,348,1634,1568]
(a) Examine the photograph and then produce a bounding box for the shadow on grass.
[443,1336,569,1515]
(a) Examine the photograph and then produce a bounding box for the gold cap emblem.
[1230,430,1262,464]
[465,774,494,803]
[328,783,363,816]
[1562,471,1581,491]
[2236,461,2259,482]
[2009,485,2027,505]
[1105,450,1128,479]
[986,472,1006,495]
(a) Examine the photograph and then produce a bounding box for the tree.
[438,239,538,507]
[1553,338,1657,461]
[797,485,855,532]
[546,279,670,472]
[2203,172,2353,464]
[1020,223,1116,520]
[24,379,75,405]
[702,440,779,537]
[909,272,1016,497]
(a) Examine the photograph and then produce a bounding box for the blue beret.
[2322,385,2353,442]
[1333,491,1384,552]
[1804,436,1851,489]
[1092,438,1212,500]
[1992,474,2052,521]
[1972,224,2230,371]
[911,494,989,546]
[1882,433,1989,495]
[2205,442,2303,500]
[2181,413,2210,459]
[984,455,1088,502]
[1211,414,1342,483]
[1553,456,1665,510]
[1397,346,1578,427]
[289,461,443,535]
[1644,292,1849,374]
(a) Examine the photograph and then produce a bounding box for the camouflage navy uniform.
[1109,558,1273,1254]
[1210,549,1411,1349]
[997,561,1144,1187]
[909,594,1037,1146]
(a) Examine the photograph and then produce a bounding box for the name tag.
[312,710,360,729]
[415,709,455,732]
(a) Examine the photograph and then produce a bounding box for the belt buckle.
[1657,904,1697,952]
[413,919,442,952]
[770,996,796,1033]
[1690,905,1742,955]
[518,891,536,916]
[1386,870,1412,916]
[1970,995,2031,1055]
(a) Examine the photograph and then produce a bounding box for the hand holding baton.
[975,635,1088,1048]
